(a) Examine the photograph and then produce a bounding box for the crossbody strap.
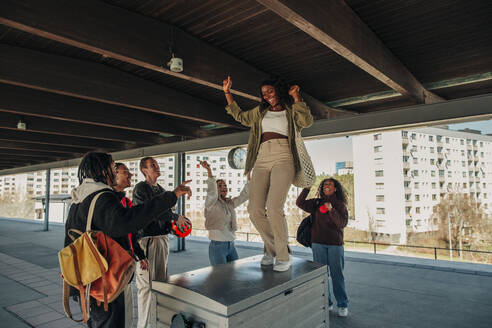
[85,191,111,232]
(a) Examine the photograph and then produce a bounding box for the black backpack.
[296,214,313,247]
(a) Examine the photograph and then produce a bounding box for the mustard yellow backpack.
[58,191,135,323]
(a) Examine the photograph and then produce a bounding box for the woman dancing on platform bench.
[223,75,313,272]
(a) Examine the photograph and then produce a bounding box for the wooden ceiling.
[0,0,491,171]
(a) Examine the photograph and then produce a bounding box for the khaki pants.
[248,139,295,262]
[136,235,169,328]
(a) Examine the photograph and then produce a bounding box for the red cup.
[319,204,329,213]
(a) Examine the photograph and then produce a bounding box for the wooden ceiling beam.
[0,44,239,128]
[0,149,66,159]
[0,130,127,150]
[0,0,350,119]
[0,111,170,145]
[0,154,50,163]
[0,141,91,155]
[257,0,444,104]
[0,0,264,100]
[0,82,230,139]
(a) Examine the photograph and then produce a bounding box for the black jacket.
[64,186,177,248]
[132,181,178,239]
[114,192,146,261]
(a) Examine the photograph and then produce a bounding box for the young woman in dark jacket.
[64,152,191,328]
[296,178,349,317]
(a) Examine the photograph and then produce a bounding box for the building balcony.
[403,162,410,169]
[437,153,444,159]
[402,136,409,144]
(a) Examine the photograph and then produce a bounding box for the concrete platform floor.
[0,218,491,328]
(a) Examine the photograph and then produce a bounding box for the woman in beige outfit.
[223,76,313,271]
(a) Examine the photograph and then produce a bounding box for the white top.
[261,110,288,136]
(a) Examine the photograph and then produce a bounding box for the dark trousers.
[87,292,126,328]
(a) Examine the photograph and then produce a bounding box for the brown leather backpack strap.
[84,233,109,311]
[67,229,83,241]
[69,244,88,323]
[62,281,83,322]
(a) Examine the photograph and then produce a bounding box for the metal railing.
[192,228,492,261]
[344,240,492,260]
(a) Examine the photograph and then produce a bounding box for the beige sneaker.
[338,307,348,317]
[273,257,292,272]
[260,253,274,266]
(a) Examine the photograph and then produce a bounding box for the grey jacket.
[204,177,249,231]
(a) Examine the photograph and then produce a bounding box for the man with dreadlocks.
[64,152,192,328]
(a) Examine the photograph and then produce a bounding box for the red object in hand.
[319,204,329,213]
[172,220,192,238]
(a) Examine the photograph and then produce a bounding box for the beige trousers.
[248,139,295,262]
[124,283,133,328]
[136,235,169,328]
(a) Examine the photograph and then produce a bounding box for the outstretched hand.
[223,76,232,93]
[288,85,301,102]
[173,180,192,199]
[199,160,213,178]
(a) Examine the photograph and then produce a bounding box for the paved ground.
[0,218,491,328]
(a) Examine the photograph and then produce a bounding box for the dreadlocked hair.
[259,76,293,111]
[78,152,115,185]
[316,178,347,205]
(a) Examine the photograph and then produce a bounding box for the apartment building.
[353,127,492,243]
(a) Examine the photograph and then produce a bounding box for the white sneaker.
[338,307,348,317]
[273,257,291,272]
[260,254,274,266]
[328,304,334,311]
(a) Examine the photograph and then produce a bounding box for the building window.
[376,208,385,214]
[374,133,382,141]
[430,159,435,165]
[416,207,421,214]
[429,136,433,142]
[431,171,436,177]
[376,195,384,202]
[374,146,382,153]
[375,170,384,177]
[376,183,384,190]
[415,194,420,201]
[432,194,437,201]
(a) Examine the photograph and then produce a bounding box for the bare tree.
[433,192,487,256]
